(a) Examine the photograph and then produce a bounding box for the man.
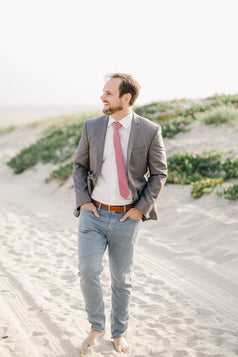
[73,73,167,354]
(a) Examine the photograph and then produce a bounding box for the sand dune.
[0,121,238,356]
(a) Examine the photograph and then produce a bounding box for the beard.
[102,103,123,115]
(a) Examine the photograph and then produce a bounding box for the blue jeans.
[78,205,141,338]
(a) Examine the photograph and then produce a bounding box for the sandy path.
[1,189,238,356]
[1,122,238,356]
[0,204,79,356]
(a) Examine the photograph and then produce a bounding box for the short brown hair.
[106,73,141,106]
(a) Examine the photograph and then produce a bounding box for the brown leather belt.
[92,199,133,213]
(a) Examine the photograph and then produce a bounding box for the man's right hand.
[81,202,100,218]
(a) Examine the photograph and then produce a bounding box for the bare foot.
[113,336,130,354]
[82,329,105,350]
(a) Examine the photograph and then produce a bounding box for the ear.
[122,93,132,105]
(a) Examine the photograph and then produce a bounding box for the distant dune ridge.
[0,104,100,127]
[1,95,238,356]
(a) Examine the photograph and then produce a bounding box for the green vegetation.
[208,94,238,106]
[197,105,238,125]
[191,178,224,199]
[158,116,193,138]
[6,112,95,174]
[167,150,238,199]
[217,184,238,201]
[7,120,84,174]
[134,99,209,138]
[134,93,238,138]
[167,151,238,183]
[0,125,17,134]
[5,94,238,201]
[29,112,101,133]
[45,162,73,185]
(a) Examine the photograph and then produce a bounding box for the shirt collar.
[108,111,133,129]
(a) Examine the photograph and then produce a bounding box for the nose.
[100,93,105,101]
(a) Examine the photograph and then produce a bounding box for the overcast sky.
[0,0,237,107]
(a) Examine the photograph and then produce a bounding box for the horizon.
[1,90,238,108]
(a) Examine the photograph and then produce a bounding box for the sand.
[0,120,238,357]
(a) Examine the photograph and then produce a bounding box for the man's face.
[100,78,124,115]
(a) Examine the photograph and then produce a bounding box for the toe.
[122,345,130,354]
[82,341,89,348]
[113,337,131,353]
[115,344,121,352]
[113,342,121,352]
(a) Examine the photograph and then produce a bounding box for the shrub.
[159,116,193,138]
[0,125,16,134]
[191,178,223,199]
[7,119,85,174]
[134,98,220,123]
[222,156,238,179]
[167,151,228,183]
[167,150,238,198]
[217,184,238,200]
[197,105,238,124]
[45,162,73,185]
[7,94,238,193]
[209,94,238,106]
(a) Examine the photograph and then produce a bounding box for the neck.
[111,108,132,121]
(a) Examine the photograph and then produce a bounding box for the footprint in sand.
[173,350,190,357]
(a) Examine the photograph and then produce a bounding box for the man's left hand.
[120,208,143,222]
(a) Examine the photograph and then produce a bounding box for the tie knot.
[113,121,122,130]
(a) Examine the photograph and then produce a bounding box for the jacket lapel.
[127,112,141,169]
[95,115,109,176]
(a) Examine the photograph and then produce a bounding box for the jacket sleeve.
[134,126,168,219]
[72,122,91,215]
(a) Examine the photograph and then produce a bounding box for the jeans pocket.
[127,217,141,222]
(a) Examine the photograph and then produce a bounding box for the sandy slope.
[0,121,238,357]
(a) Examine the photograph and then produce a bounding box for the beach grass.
[134,93,238,137]
[0,125,17,134]
[6,112,96,174]
[6,94,238,200]
[45,162,73,185]
[196,105,238,125]
[29,111,101,134]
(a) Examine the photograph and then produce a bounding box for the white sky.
[0,0,237,107]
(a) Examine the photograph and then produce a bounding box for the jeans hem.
[91,327,105,333]
[111,333,126,339]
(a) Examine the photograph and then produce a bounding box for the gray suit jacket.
[73,112,167,221]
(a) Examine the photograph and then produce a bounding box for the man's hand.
[81,202,100,218]
[120,208,142,222]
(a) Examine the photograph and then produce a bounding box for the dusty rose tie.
[113,121,130,199]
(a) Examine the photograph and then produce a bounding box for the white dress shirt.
[91,111,134,205]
